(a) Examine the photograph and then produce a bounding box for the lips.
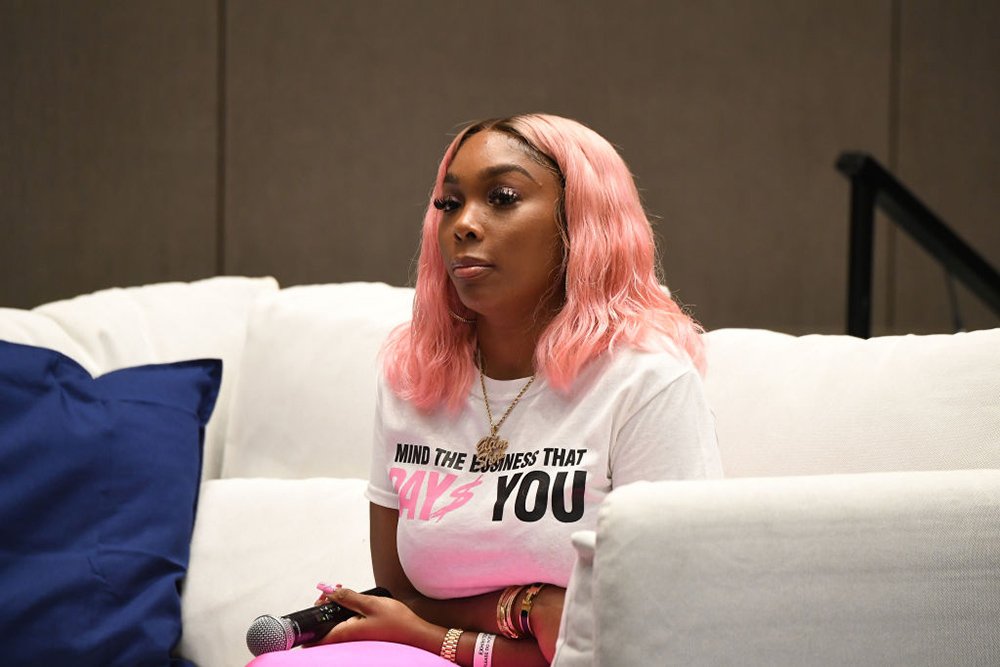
[450,256,494,280]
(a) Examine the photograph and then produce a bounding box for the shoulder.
[590,345,698,390]
[375,368,410,416]
[561,345,701,415]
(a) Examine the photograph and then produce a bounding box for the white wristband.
[474,632,496,667]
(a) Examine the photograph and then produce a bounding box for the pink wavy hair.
[382,113,705,412]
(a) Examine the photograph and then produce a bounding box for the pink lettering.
[389,467,407,493]
[420,472,457,521]
[396,469,425,520]
[430,475,484,522]
[389,468,482,522]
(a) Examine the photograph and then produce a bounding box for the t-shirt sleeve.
[609,367,723,487]
[365,376,400,509]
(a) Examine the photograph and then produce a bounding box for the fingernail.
[316,583,336,593]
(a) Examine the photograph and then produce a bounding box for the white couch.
[2,277,997,666]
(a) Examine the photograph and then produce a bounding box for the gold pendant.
[476,434,508,466]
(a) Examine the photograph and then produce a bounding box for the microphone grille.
[246,614,295,656]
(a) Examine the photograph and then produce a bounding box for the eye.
[487,186,520,207]
[433,196,461,213]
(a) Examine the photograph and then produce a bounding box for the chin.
[452,284,491,310]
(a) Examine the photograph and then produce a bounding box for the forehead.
[446,130,549,181]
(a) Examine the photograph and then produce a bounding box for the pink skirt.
[246,641,455,666]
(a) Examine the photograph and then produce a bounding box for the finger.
[326,587,373,616]
[316,582,342,595]
[322,615,365,644]
[313,582,342,606]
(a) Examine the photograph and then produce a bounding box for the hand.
[315,586,445,653]
[529,586,565,663]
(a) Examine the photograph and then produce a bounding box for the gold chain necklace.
[476,350,536,467]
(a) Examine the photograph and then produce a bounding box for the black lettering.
[436,449,465,470]
[492,473,522,521]
[515,471,549,522]
[395,443,430,464]
[552,470,587,523]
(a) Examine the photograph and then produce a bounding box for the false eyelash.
[433,196,461,212]
[488,186,519,205]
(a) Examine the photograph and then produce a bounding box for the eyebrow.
[443,163,541,186]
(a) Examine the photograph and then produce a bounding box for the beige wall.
[1,0,220,304]
[3,0,997,334]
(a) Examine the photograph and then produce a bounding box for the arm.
[363,501,563,664]
[353,374,564,662]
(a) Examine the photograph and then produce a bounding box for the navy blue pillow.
[0,340,221,667]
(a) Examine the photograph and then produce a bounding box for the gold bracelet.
[519,583,546,636]
[440,628,463,662]
[496,585,525,639]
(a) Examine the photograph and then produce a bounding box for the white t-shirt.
[366,346,722,600]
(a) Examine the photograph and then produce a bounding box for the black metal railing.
[836,151,1000,338]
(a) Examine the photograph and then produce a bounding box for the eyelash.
[488,186,519,206]
[432,187,521,213]
[433,196,460,212]
[434,196,462,213]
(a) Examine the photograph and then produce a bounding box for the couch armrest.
[555,470,1000,666]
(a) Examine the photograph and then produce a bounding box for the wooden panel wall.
[2,0,997,335]
[0,0,219,309]
[890,0,1000,333]
[224,0,891,333]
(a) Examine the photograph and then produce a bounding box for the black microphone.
[246,586,392,656]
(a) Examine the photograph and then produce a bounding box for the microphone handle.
[285,586,392,647]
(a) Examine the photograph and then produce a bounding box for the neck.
[476,318,544,380]
[472,288,564,380]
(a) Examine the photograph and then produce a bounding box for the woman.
[251,114,721,666]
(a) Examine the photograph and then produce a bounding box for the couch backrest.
[7,279,996,482]
[0,277,280,480]
[219,282,414,480]
[703,327,1000,477]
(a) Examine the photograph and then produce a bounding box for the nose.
[451,206,482,242]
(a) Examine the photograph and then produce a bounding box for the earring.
[449,309,476,324]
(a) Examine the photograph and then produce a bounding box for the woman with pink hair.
[251,114,721,666]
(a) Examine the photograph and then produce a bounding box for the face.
[436,130,565,324]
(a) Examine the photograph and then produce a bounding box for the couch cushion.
[584,472,1000,665]
[703,328,1000,477]
[0,341,220,667]
[221,282,413,479]
[179,477,375,667]
[552,531,597,667]
[0,276,279,479]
